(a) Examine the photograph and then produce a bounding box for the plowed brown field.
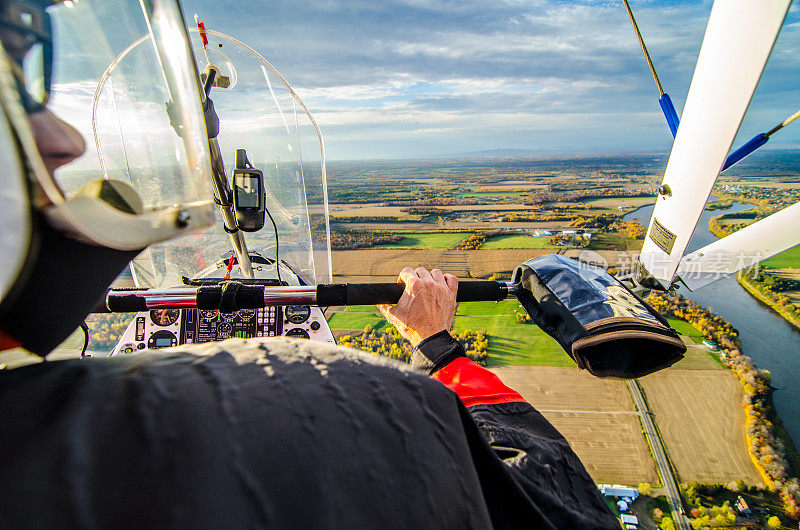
[770,269,800,305]
[638,370,761,484]
[332,249,626,280]
[545,412,659,485]
[489,366,656,484]
[490,366,633,412]
[487,366,759,486]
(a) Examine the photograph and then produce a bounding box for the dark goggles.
[0,0,53,113]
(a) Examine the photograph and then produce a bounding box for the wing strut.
[637,0,792,290]
[623,0,798,171]
[676,202,800,291]
[622,0,679,137]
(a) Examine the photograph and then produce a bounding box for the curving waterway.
[624,203,800,447]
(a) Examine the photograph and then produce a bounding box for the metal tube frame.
[99,282,518,312]
[207,138,255,278]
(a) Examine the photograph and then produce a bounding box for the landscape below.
[324,153,800,528]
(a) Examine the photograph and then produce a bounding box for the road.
[627,379,691,530]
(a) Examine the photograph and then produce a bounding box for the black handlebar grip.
[197,283,265,311]
[316,281,507,306]
[105,294,148,313]
[345,283,406,305]
[456,281,508,302]
[316,283,404,306]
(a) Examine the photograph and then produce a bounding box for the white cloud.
[169,1,800,158]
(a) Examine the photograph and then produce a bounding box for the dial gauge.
[221,311,237,322]
[285,305,311,324]
[217,322,232,338]
[147,330,177,349]
[200,309,219,321]
[285,328,310,339]
[150,309,179,327]
[237,309,256,321]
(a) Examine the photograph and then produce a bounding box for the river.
[624,203,800,448]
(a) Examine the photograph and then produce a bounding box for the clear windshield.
[130,28,331,288]
[48,0,213,216]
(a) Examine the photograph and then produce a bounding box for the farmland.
[489,365,634,412]
[582,196,655,209]
[761,245,800,269]
[321,155,786,491]
[325,305,388,332]
[478,234,557,249]
[488,366,657,484]
[550,412,659,485]
[326,276,751,485]
[454,301,569,366]
[668,318,705,343]
[373,232,473,249]
[460,190,529,198]
[638,370,762,484]
[769,269,800,306]
[331,248,628,281]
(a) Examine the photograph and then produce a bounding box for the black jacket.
[0,336,617,528]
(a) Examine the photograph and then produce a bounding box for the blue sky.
[179,0,800,160]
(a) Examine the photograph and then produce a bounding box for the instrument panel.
[111,305,335,356]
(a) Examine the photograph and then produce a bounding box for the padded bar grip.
[317,281,508,306]
[106,294,147,313]
[457,280,508,302]
[197,283,265,311]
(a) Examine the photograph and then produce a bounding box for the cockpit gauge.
[200,309,219,321]
[150,309,180,327]
[220,311,237,322]
[237,309,256,321]
[285,306,311,324]
[148,330,178,349]
[217,322,232,338]
[285,328,310,339]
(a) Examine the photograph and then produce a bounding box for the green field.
[326,299,567,366]
[461,191,528,198]
[326,304,712,368]
[326,305,390,331]
[456,299,520,316]
[326,312,388,331]
[455,300,570,366]
[374,232,473,249]
[588,232,644,251]
[479,235,558,250]
[667,318,704,342]
[761,245,800,269]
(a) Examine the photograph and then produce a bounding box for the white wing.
[638,0,791,289]
[677,203,800,291]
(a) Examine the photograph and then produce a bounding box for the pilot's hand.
[378,267,458,346]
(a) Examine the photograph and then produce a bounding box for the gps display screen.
[236,176,261,207]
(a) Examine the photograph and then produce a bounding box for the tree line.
[85,313,135,351]
[337,325,488,366]
[739,269,800,328]
[330,231,405,250]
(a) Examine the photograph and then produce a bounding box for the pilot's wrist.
[411,330,465,375]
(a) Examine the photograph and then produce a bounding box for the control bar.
[94,281,517,313]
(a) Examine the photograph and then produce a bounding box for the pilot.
[0,1,617,528]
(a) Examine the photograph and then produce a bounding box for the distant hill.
[447,148,549,159]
